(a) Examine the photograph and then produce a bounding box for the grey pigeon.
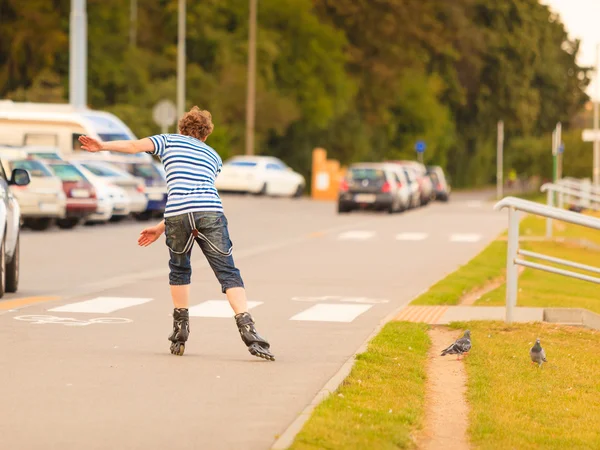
[440,330,471,360]
[530,338,547,367]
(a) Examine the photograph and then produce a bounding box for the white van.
[0,100,152,163]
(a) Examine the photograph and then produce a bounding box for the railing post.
[558,190,564,209]
[546,189,553,238]
[505,207,520,324]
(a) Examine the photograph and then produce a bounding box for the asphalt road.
[0,191,507,450]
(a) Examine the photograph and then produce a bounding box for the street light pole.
[130,0,137,48]
[245,0,257,156]
[69,0,87,109]
[177,0,186,123]
[497,120,504,199]
[594,43,600,187]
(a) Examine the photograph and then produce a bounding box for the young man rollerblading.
[79,107,274,360]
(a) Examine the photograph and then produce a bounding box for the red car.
[48,162,98,229]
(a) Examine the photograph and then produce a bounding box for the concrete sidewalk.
[395,305,600,330]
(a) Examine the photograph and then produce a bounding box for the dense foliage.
[0,0,591,186]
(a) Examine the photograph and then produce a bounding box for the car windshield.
[97,133,131,141]
[82,163,123,177]
[50,164,85,181]
[227,160,258,167]
[349,168,385,181]
[10,160,53,178]
[131,163,163,181]
[28,152,63,161]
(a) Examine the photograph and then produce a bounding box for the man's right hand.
[138,225,164,247]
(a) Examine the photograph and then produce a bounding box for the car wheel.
[5,232,19,293]
[133,211,152,221]
[110,215,126,223]
[56,218,80,229]
[255,183,268,196]
[293,184,304,198]
[0,234,6,298]
[337,203,351,214]
[26,218,52,231]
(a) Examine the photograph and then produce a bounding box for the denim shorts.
[164,211,244,293]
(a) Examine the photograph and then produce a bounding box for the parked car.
[401,166,422,209]
[216,156,305,197]
[388,160,434,206]
[47,162,98,229]
[1,156,67,231]
[111,160,167,220]
[71,161,148,215]
[23,146,64,161]
[71,162,131,223]
[337,163,407,214]
[427,165,451,202]
[0,158,30,296]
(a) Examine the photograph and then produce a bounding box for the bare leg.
[226,287,248,315]
[171,285,190,309]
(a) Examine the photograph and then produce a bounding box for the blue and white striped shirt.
[148,134,223,217]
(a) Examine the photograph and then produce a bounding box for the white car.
[0,157,30,296]
[0,150,67,231]
[71,162,131,223]
[216,156,305,197]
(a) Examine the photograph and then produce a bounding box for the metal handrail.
[494,197,600,323]
[558,177,600,194]
[540,183,600,203]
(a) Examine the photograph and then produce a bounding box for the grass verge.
[289,322,429,450]
[449,320,600,450]
[410,240,507,306]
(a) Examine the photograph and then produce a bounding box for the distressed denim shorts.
[164,211,244,293]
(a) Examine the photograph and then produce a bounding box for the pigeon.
[530,338,547,367]
[440,330,471,360]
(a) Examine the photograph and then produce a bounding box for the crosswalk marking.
[450,233,482,243]
[337,231,375,240]
[49,297,153,314]
[396,232,428,241]
[290,303,372,323]
[188,300,262,318]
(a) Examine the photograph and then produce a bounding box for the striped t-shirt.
[148,133,223,217]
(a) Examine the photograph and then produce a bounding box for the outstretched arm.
[79,135,155,154]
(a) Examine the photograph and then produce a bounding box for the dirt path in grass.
[417,327,470,450]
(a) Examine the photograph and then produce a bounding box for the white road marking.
[188,300,263,318]
[395,232,428,241]
[49,297,153,314]
[450,233,482,243]
[14,315,132,326]
[337,231,375,240]
[290,303,373,323]
[291,296,389,304]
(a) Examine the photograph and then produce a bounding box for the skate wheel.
[170,342,185,356]
[248,343,275,361]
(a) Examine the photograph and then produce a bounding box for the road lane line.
[290,303,372,323]
[49,297,153,314]
[337,231,375,240]
[0,296,60,311]
[188,300,262,318]
[396,232,428,241]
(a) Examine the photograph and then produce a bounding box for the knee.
[169,254,191,285]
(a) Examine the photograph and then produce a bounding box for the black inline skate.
[168,308,190,356]
[235,312,275,361]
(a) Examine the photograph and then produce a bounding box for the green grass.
[289,322,430,450]
[450,321,600,450]
[410,240,507,305]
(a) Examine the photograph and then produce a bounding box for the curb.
[270,297,417,449]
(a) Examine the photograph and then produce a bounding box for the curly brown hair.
[178,106,214,141]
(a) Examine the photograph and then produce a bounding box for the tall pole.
[177,0,186,123]
[497,120,504,199]
[555,122,562,182]
[130,0,137,48]
[594,43,600,187]
[69,0,87,109]
[245,0,257,156]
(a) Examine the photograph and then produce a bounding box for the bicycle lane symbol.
[14,315,132,327]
